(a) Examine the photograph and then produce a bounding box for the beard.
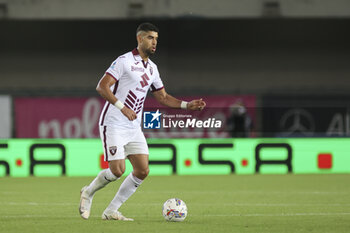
[146,49,154,57]
[143,47,155,57]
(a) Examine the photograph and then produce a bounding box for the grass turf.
[0,174,350,233]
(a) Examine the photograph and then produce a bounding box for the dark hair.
[136,22,159,34]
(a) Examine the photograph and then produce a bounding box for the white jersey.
[99,48,164,129]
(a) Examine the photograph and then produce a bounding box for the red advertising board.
[15,96,256,138]
[15,97,103,138]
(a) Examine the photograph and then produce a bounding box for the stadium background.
[0,1,350,232]
[1,0,350,176]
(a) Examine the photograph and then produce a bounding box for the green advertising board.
[0,138,349,177]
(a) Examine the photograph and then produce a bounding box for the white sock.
[85,168,118,197]
[105,172,143,212]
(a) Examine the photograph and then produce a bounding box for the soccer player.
[79,22,206,221]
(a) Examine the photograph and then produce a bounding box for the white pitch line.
[138,191,350,195]
[1,191,349,197]
[0,202,74,206]
[1,202,350,207]
[213,203,350,207]
[199,212,350,217]
[1,212,350,219]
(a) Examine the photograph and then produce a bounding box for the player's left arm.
[152,88,206,111]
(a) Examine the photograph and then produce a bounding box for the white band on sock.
[105,168,118,181]
[105,172,142,212]
[130,174,143,186]
[85,168,118,197]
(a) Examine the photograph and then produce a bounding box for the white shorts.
[99,126,149,161]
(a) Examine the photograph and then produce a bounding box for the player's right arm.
[96,73,137,121]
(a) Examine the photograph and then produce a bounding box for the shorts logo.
[143,110,161,129]
[109,146,117,156]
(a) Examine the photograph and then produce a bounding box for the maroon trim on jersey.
[151,85,164,92]
[124,103,132,109]
[103,126,108,162]
[100,104,110,126]
[113,82,118,94]
[129,90,137,99]
[99,81,119,126]
[132,48,139,55]
[142,60,148,69]
[132,48,149,68]
[127,94,135,102]
[126,91,136,102]
[124,98,133,109]
[106,72,117,81]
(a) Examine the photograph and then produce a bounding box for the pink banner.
[15,97,104,138]
[15,95,256,138]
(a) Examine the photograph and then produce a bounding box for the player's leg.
[128,153,150,180]
[106,154,149,210]
[102,129,149,220]
[83,159,125,197]
[102,153,148,221]
[79,126,125,219]
[79,166,120,219]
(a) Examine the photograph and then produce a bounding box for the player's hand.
[187,98,206,111]
[121,107,137,121]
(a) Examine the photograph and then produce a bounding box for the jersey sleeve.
[150,68,164,92]
[105,57,124,81]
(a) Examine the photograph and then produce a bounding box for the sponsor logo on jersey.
[136,87,146,93]
[131,66,145,72]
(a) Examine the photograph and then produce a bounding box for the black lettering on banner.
[255,143,292,173]
[148,144,177,174]
[30,144,66,176]
[0,143,10,176]
[198,143,235,173]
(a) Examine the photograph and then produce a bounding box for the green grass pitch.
[1,174,350,233]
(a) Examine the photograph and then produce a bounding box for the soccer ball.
[162,198,187,222]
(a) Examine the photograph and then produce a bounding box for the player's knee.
[143,168,150,178]
[110,166,125,178]
[108,160,126,178]
[114,170,125,178]
[136,168,149,180]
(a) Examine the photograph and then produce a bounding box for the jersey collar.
[132,48,149,68]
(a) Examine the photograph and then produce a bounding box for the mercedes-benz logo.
[280,108,315,136]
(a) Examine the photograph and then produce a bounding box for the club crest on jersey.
[109,146,117,155]
[131,66,145,72]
